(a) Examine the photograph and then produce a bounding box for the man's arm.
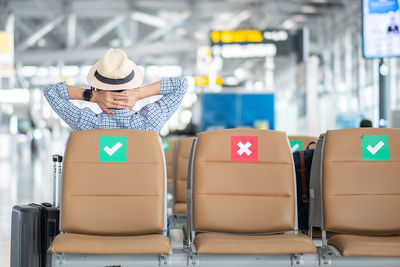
[44,82,100,130]
[66,84,130,114]
[127,77,188,131]
[44,82,130,130]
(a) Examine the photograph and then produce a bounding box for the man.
[44,48,188,132]
[360,119,373,128]
[387,17,399,34]
[44,48,188,240]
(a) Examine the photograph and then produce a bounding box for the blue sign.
[368,0,399,14]
[201,93,275,131]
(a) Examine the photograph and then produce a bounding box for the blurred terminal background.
[0,0,400,265]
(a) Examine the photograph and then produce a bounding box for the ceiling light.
[194,31,207,40]
[311,0,329,3]
[301,5,317,13]
[292,15,307,22]
[282,19,297,29]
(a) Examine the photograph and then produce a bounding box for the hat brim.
[87,61,143,91]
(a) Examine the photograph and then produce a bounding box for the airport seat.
[50,129,170,265]
[162,137,179,191]
[288,135,318,152]
[319,128,400,263]
[51,233,171,254]
[173,136,195,215]
[194,233,316,254]
[186,129,316,265]
[328,235,400,257]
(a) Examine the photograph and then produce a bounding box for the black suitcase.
[10,155,63,267]
[10,203,60,267]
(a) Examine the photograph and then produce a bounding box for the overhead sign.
[210,29,295,58]
[0,31,14,77]
[363,0,400,58]
[194,76,223,87]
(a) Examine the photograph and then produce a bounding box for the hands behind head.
[92,89,139,115]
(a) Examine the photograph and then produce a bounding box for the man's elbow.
[178,77,189,94]
[43,84,54,100]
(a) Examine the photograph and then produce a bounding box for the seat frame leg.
[159,254,171,266]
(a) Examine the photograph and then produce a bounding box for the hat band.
[94,70,135,85]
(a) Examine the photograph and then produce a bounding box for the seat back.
[61,129,166,236]
[191,129,296,234]
[322,128,400,235]
[174,137,195,205]
[163,137,178,189]
[288,136,318,152]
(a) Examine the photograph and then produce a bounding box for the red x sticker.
[231,136,258,162]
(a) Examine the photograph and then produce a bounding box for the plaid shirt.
[44,77,188,132]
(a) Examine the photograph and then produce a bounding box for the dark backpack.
[293,142,316,232]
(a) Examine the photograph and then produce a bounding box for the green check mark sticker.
[361,135,389,161]
[162,140,170,152]
[289,140,302,153]
[99,136,127,162]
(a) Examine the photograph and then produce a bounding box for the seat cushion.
[173,203,187,214]
[50,233,171,254]
[194,233,316,254]
[328,234,400,257]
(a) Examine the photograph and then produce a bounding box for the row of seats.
[164,135,318,218]
[48,128,400,266]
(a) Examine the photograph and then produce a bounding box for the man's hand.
[122,89,140,109]
[91,91,130,114]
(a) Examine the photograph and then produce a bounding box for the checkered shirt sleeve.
[130,77,188,131]
[43,82,99,130]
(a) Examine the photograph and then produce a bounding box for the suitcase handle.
[52,155,63,163]
[52,154,63,208]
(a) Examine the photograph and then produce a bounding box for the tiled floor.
[0,133,60,267]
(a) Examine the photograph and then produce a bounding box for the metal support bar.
[79,15,125,48]
[379,58,390,127]
[67,14,76,48]
[17,16,64,51]
[141,11,190,44]
[16,39,196,64]
[131,11,167,28]
[6,13,15,33]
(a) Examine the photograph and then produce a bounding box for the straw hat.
[87,48,143,90]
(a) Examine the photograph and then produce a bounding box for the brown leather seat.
[163,137,178,190]
[328,235,400,257]
[173,137,195,215]
[288,135,318,150]
[173,202,187,214]
[195,233,316,254]
[190,129,316,255]
[50,129,170,255]
[322,128,400,257]
[51,233,171,255]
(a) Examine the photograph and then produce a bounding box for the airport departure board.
[363,0,400,58]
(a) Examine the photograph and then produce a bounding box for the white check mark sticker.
[366,141,384,155]
[104,142,122,156]
[291,144,300,153]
